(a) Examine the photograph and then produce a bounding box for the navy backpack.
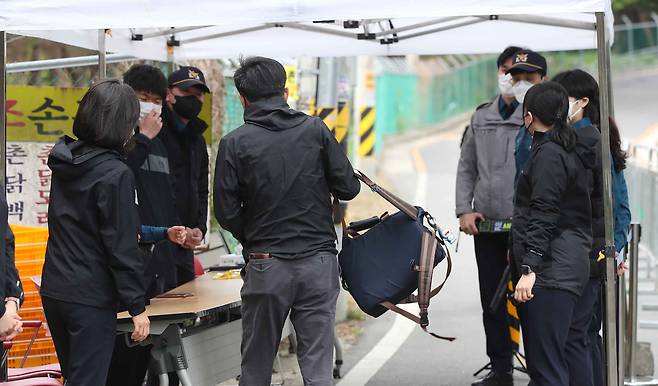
[338,171,453,340]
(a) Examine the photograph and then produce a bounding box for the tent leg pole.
[0,31,6,187]
[98,29,107,80]
[596,11,618,386]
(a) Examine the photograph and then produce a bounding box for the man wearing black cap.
[456,46,523,386]
[160,66,211,287]
[506,49,548,185]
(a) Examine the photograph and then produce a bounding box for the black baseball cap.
[168,66,210,93]
[506,49,547,76]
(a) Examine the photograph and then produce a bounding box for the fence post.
[652,13,658,55]
[622,15,634,57]
[627,224,641,383]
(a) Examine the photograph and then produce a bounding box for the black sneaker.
[471,370,514,386]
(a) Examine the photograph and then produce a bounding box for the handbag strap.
[417,229,437,324]
[355,170,418,220]
[380,301,455,341]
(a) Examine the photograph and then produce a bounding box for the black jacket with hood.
[214,96,361,260]
[41,136,146,316]
[126,130,180,296]
[159,106,209,235]
[511,131,594,296]
[574,124,606,277]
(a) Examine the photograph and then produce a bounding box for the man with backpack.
[214,56,360,386]
[455,46,523,386]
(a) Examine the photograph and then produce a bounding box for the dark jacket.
[160,107,209,235]
[126,132,179,227]
[214,96,361,260]
[41,136,146,316]
[573,119,605,278]
[511,131,594,296]
[5,227,24,304]
[0,194,23,317]
[126,131,179,297]
[0,193,7,317]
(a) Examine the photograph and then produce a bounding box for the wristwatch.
[521,265,534,275]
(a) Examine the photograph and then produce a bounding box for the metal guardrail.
[627,145,658,269]
[624,147,658,385]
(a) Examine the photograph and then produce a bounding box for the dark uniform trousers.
[473,233,514,372]
[43,296,117,385]
[566,278,599,386]
[239,254,340,386]
[519,288,579,386]
[589,283,604,386]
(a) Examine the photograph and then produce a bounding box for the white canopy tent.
[0,1,622,385]
[0,0,613,59]
[12,14,610,60]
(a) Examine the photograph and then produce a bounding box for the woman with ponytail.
[511,81,595,386]
[554,69,631,386]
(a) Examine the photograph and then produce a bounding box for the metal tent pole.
[7,54,135,73]
[0,31,6,186]
[596,11,618,386]
[98,29,107,80]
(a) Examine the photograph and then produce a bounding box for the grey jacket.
[455,96,523,219]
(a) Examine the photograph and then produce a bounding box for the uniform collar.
[572,117,593,130]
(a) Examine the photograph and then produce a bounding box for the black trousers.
[474,233,514,372]
[565,278,599,386]
[106,335,151,386]
[164,246,195,290]
[589,283,604,386]
[42,297,116,386]
[519,288,578,386]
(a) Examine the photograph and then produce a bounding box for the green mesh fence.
[375,58,497,150]
[614,25,658,54]
[223,76,244,136]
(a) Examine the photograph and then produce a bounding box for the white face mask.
[512,80,534,104]
[568,99,582,122]
[498,73,514,96]
[139,101,162,121]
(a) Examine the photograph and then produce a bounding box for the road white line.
[336,309,416,386]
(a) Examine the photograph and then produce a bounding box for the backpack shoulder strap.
[383,228,455,342]
[380,301,455,341]
[355,170,417,219]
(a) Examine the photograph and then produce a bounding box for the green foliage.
[613,0,658,14]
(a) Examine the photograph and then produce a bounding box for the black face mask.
[173,95,202,120]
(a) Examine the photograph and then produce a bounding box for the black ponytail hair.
[609,117,627,171]
[553,69,627,171]
[523,81,576,150]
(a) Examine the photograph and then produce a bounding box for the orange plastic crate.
[8,338,58,369]
[14,246,47,263]
[12,328,50,342]
[15,262,44,278]
[20,292,43,310]
[7,353,59,368]
[21,280,40,294]
[10,225,49,245]
[18,307,46,322]
[9,339,56,355]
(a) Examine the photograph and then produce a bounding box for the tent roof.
[3,0,613,59]
[1,1,609,31]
